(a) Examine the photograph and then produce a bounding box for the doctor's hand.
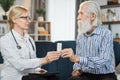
[40,51,60,65]
[60,48,80,63]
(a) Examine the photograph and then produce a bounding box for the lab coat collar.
[11,29,30,41]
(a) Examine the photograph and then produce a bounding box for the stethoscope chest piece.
[17,45,21,49]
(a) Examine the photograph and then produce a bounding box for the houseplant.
[36,8,46,21]
[107,9,117,21]
[0,0,16,19]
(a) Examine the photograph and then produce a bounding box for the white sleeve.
[0,36,42,71]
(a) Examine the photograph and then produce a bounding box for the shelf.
[102,21,120,24]
[0,20,51,41]
[30,21,51,41]
[0,20,7,23]
[29,34,50,36]
[31,20,50,24]
[100,4,120,9]
[38,34,50,36]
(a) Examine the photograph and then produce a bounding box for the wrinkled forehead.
[78,4,88,13]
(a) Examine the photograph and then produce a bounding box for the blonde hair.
[80,1,102,26]
[7,5,28,30]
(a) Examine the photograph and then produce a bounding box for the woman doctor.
[0,5,60,80]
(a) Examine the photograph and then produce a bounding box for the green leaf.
[36,8,46,16]
[0,0,16,12]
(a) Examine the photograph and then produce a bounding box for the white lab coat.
[0,30,41,80]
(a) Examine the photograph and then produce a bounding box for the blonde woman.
[0,5,60,80]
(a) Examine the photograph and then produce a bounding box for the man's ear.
[91,13,96,21]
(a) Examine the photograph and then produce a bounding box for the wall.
[46,0,76,42]
[15,0,31,10]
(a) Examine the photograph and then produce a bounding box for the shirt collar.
[92,26,101,35]
[11,29,29,41]
[84,26,101,37]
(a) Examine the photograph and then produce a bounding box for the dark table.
[22,72,59,80]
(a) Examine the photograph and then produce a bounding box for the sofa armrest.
[0,52,3,64]
[113,41,120,66]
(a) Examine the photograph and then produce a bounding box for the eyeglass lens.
[19,16,31,20]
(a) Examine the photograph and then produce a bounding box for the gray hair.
[80,1,102,26]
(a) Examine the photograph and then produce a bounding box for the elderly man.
[61,1,117,80]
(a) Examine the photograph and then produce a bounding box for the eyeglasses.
[19,16,31,21]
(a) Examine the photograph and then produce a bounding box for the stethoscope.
[11,30,35,51]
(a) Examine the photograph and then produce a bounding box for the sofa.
[0,40,120,80]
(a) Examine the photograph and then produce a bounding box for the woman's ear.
[11,17,16,23]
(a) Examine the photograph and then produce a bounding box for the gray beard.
[77,20,92,35]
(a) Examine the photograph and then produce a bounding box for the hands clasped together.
[42,48,80,65]
[40,48,81,76]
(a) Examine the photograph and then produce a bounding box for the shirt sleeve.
[74,32,114,70]
[0,36,41,71]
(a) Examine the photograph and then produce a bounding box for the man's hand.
[72,69,82,77]
[60,48,80,63]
